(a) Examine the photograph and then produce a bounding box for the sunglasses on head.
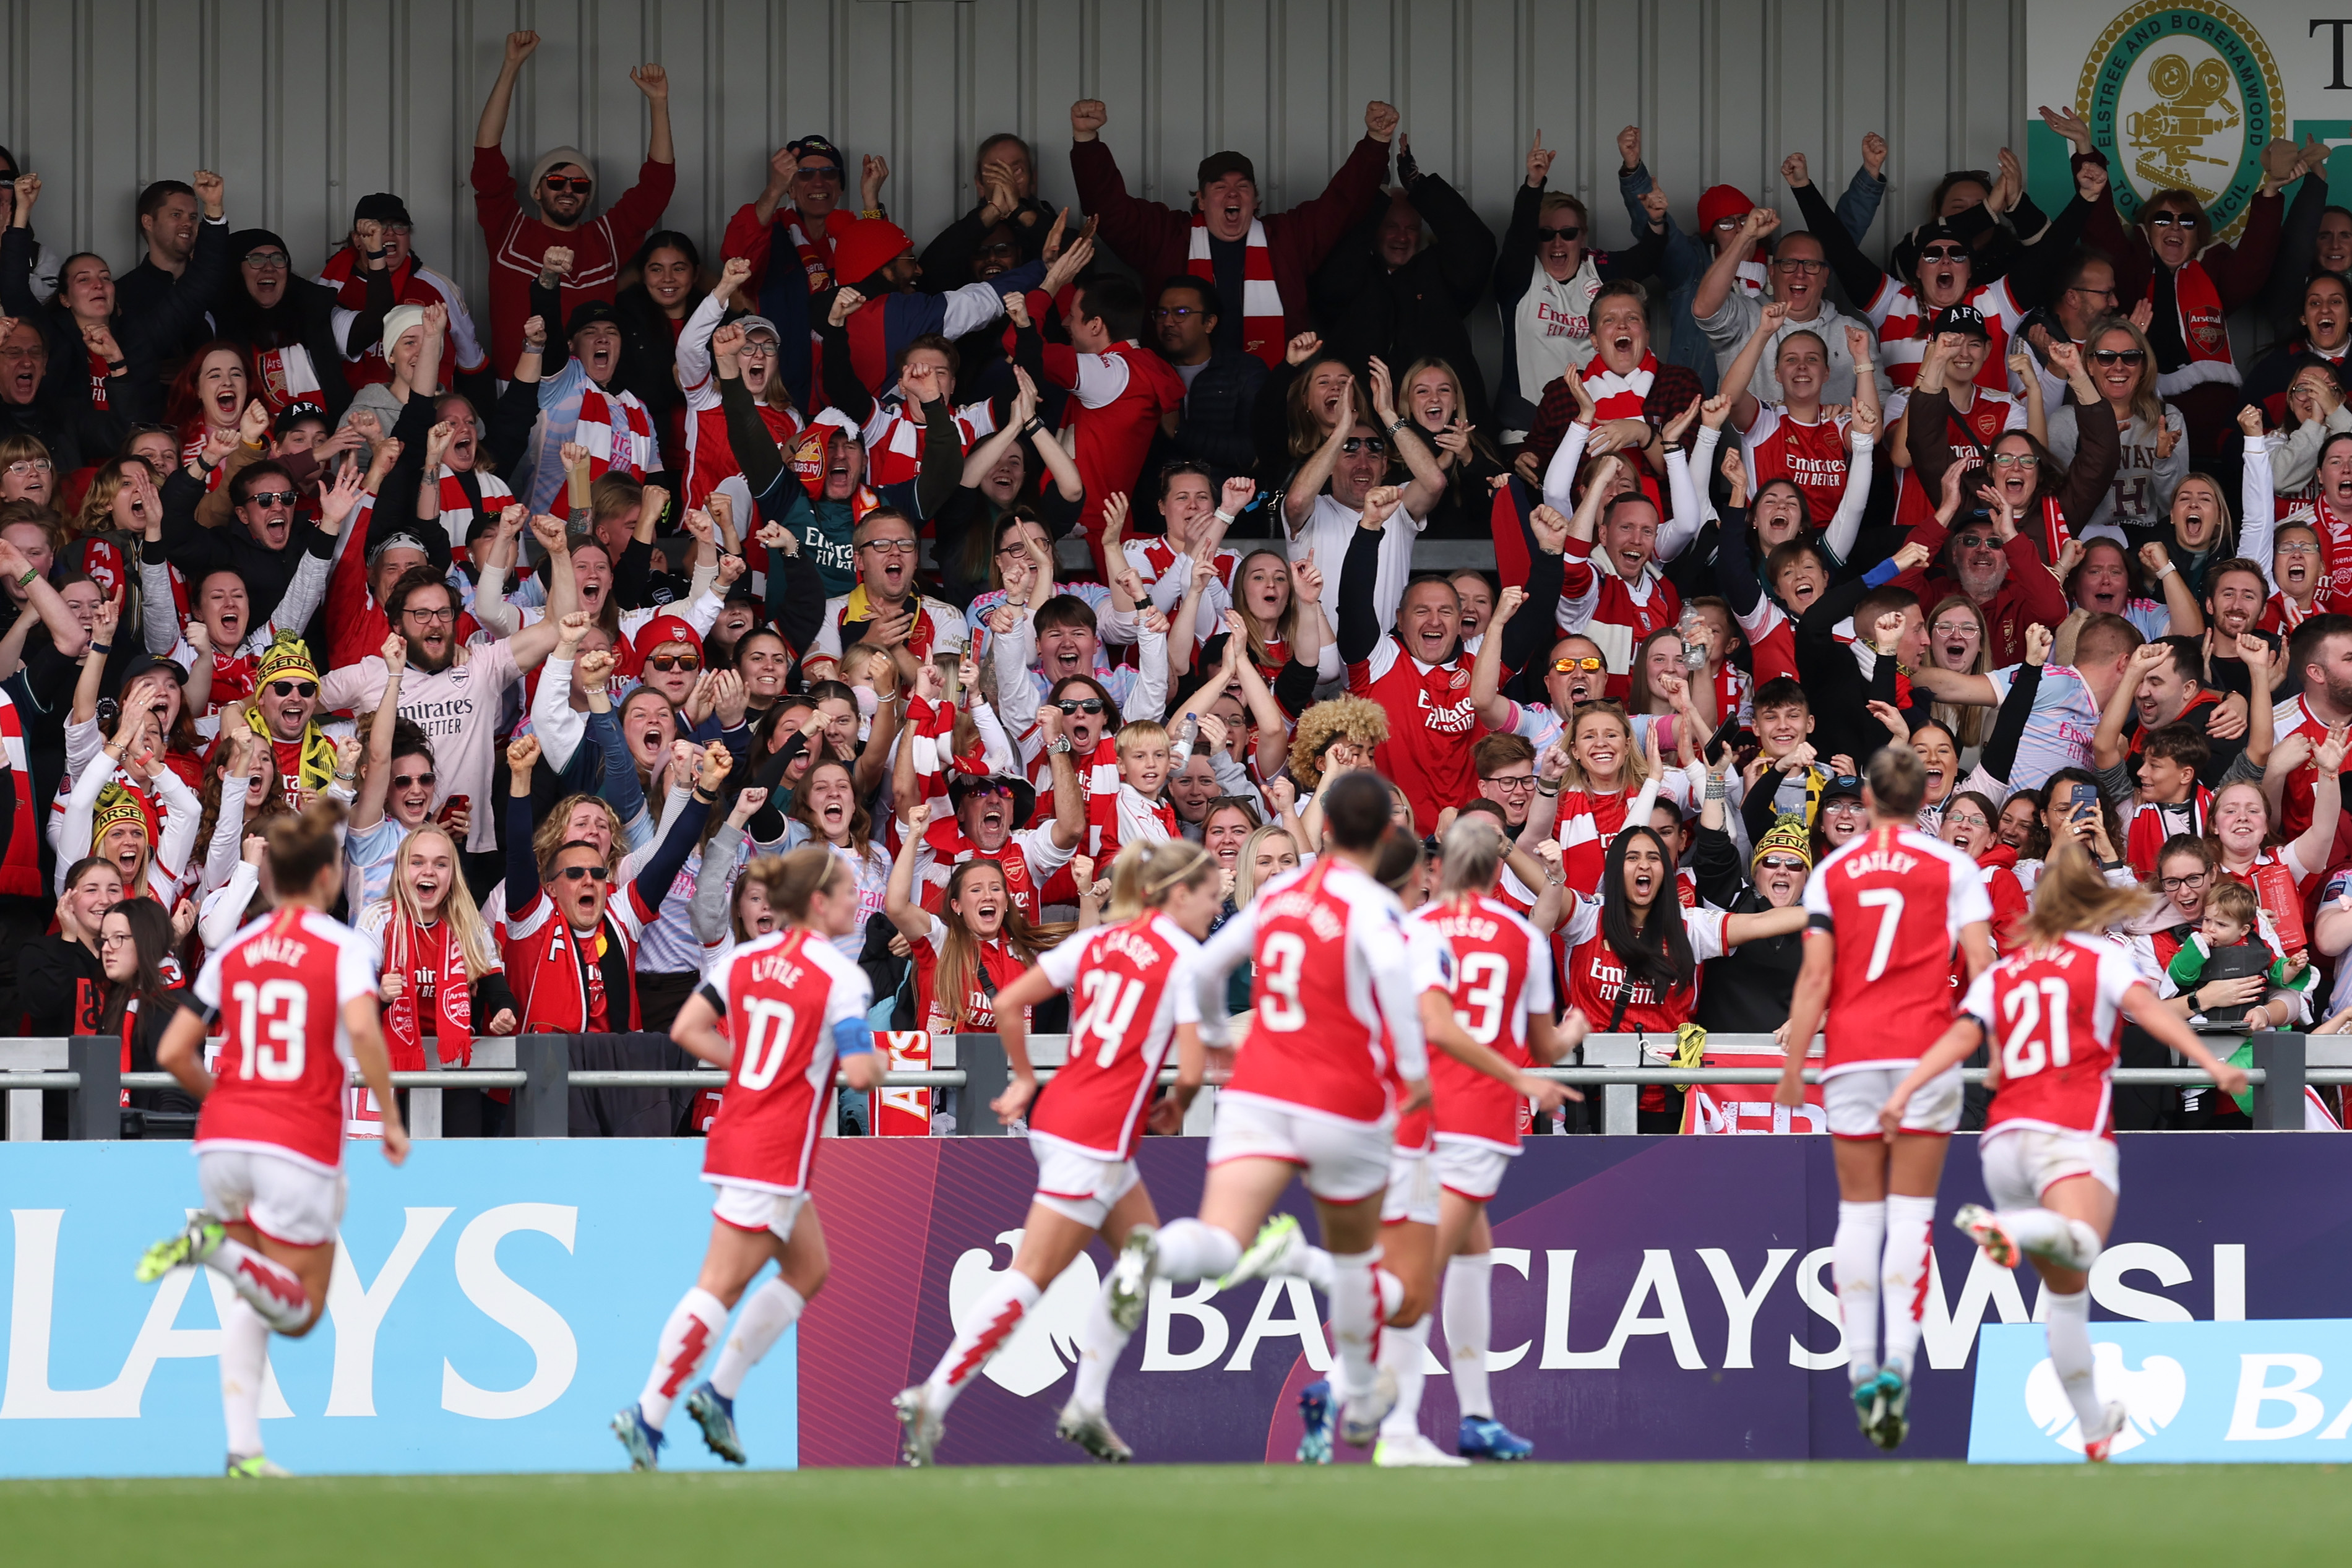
[558,864,612,882]
[1339,436,1387,455]
[244,489,299,509]
[1535,225,1582,243]
[269,679,317,699]
[1055,697,1106,715]
[541,176,592,194]
[1553,655,1604,673]
[2091,348,2147,366]
[647,653,701,673]
[391,771,436,791]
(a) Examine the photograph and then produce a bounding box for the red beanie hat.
[831,218,913,290]
[624,614,705,679]
[1696,184,1755,236]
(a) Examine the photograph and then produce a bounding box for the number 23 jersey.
[193,907,382,1174]
[1803,825,1993,1077]
[1960,934,2140,1138]
[1030,912,1200,1159]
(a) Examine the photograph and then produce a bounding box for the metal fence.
[7,1031,2347,1141]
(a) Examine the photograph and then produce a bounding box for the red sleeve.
[1069,140,1187,283]
[2200,191,2284,309]
[324,523,373,670]
[1040,341,1080,391]
[1891,514,1952,595]
[1262,135,1392,277]
[2001,536,2068,626]
[600,161,679,264]
[2080,191,2148,303]
[472,145,522,242]
[1559,534,1598,598]
[721,202,775,293]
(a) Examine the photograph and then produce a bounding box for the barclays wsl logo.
[2077,1,2284,239]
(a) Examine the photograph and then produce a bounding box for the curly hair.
[1286,696,1390,791]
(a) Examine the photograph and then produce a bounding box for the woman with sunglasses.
[2044,316,2187,547]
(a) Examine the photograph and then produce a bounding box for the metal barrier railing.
[5,1032,2343,1140]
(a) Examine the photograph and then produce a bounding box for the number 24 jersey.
[1030,912,1200,1159]
[192,908,382,1174]
[1803,825,1993,1077]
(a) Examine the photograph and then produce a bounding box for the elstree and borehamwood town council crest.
[2077,0,2282,240]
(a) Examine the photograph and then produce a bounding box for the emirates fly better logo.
[2076,1,2283,239]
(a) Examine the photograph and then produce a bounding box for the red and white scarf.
[0,689,40,898]
[575,386,655,480]
[379,910,476,1070]
[1580,351,1658,421]
[1028,734,1121,857]
[435,468,515,543]
[861,397,994,488]
[904,695,994,809]
[249,345,324,414]
[1187,215,1283,368]
[2126,788,2207,880]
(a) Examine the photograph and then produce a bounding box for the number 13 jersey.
[1803,825,1993,1078]
[193,908,382,1174]
[1030,912,1200,1158]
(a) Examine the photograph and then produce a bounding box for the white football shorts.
[198,1148,347,1249]
[1980,1125,2120,1209]
[1030,1133,1142,1229]
[1432,1137,1516,1202]
[1379,1147,1441,1226]
[709,1180,810,1239]
[1823,1064,1964,1139]
[1206,1092,1394,1204]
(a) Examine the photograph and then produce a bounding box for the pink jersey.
[1181,859,1425,1125]
[700,928,872,1194]
[1804,825,1994,1077]
[1742,403,1851,524]
[1032,913,1199,1159]
[1960,934,2140,1138]
[1416,896,1554,1153]
[193,907,379,1174]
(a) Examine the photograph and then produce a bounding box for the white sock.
[709,1278,804,1400]
[1298,1245,1335,1294]
[639,1286,728,1430]
[924,1271,1041,1414]
[1999,1207,2103,1270]
[2044,1288,2104,1431]
[1069,1280,1132,1413]
[1152,1218,1241,1283]
[1880,1194,1937,1379]
[1834,1200,1886,1384]
[204,1236,311,1333]
[1378,1316,1431,1441]
[1373,1264,1403,1321]
[219,1296,269,1459]
[1444,1254,1495,1420]
[1327,1248,1383,1401]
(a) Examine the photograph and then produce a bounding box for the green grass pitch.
[6,1463,2351,1566]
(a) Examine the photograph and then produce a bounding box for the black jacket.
[1163,350,1267,486]
[211,269,353,424]
[155,465,337,634]
[1309,172,1496,428]
[1689,825,1803,1032]
[612,282,703,473]
[3,218,230,420]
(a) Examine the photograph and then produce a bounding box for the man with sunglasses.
[473,30,677,377]
[1283,377,1447,637]
[1070,96,1396,368]
[720,134,869,411]
[155,457,363,658]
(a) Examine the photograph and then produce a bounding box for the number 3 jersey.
[1029,912,1200,1160]
[1803,825,1993,1078]
[1960,935,2140,1139]
[192,907,382,1174]
[699,928,874,1195]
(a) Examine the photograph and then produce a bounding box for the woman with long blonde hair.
[2046,315,2185,543]
[1880,838,2244,1463]
[360,823,518,1078]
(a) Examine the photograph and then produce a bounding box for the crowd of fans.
[7,30,2352,1137]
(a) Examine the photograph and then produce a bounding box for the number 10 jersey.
[193,907,382,1174]
[700,928,874,1195]
[1803,825,1994,1079]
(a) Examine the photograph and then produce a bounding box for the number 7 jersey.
[192,907,382,1174]
[1803,825,1994,1077]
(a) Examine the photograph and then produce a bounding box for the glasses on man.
[244,489,299,509]
[2069,283,2119,300]
[647,653,700,673]
[1482,772,1538,793]
[975,241,1020,261]
[1152,306,1203,320]
[2278,541,2322,557]
[558,864,612,882]
[403,605,456,622]
[1535,225,1582,243]
[1339,436,1387,455]
[1774,257,1826,274]
[859,538,918,556]
[390,771,436,791]
[242,250,290,269]
[2090,348,2147,366]
[269,680,318,699]
[2161,872,2210,892]
[541,176,593,194]
[794,165,845,183]
[1552,655,1604,673]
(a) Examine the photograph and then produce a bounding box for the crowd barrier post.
[955,1034,1014,1135]
[1587,1033,1642,1134]
[2250,1033,2307,1130]
[66,1035,118,1141]
[513,1035,571,1138]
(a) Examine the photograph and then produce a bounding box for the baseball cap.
[1820,773,1865,804]
[1196,151,1258,190]
[353,192,414,228]
[1930,304,1991,340]
[735,314,781,344]
[565,299,621,340]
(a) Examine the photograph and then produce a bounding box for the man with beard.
[1152,278,1267,489]
[1071,97,1396,366]
[472,30,676,377]
[1695,212,1884,408]
[0,316,121,472]
[319,515,577,861]
[157,458,360,643]
[1338,486,1511,828]
[2201,557,2289,702]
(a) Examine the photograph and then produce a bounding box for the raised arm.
[349,635,407,833]
[884,801,938,939]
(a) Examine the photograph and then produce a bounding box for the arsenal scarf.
[1580,351,1658,421]
[380,911,475,1070]
[245,710,338,801]
[575,386,655,481]
[2166,261,2233,369]
[2126,788,2207,880]
[1187,215,1283,368]
[0,688,41,897]
[790,423,882,518]
[839,587,941,658]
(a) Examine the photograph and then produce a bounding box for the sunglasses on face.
[647,653,700,673]
[2145,212,2194,228]
[1536,225,1582,243]
[391,771,436,791]
[244,490,299,509]
[1757,856,1809,874]
[269,679,317,699]
[1918,246,1968,263]
[541,176,592,194]
[1553,655,1604,673]
[795,165,845,182]
[975,241,1020,261]
[558,864,612,882]
[1055,697,1106,715]
[1339,436,1387,455]
[2091,348,2147,366]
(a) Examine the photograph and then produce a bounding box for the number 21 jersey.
[1803,825,1992,1077]
[193,907,382,1173]
[1960,935,2140,1137]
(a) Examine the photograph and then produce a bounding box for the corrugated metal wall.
[0,0,2027,353]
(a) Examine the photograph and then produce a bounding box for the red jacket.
[1887,513,2067,668]
[1067,135,1391,345]
[471,145,675,377]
